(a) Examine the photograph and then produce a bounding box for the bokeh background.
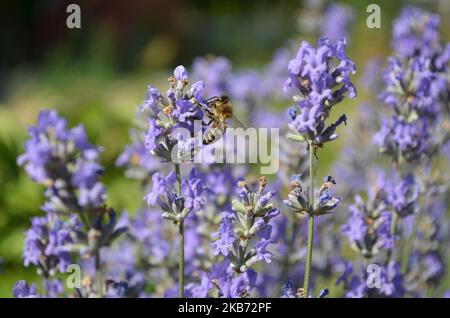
[0,0,449,297]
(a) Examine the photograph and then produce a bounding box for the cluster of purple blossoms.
[338,6,449,299]
[17,110,107,210]
[374,7,450,162]
[24,214,80,275]
[392,7,446,60]
[15,109,127,297]
[192,56,232,97]
[341,176,394,258]
[182,260,257,298]
[13,280,39,298]
[116,129,159,181]
[285,38,356,146]
[402,199,449,296]
[145,168,207,225]
[386,173,419,218]
[336,262,405,298]
[284,174,341,217]
[206,177,279,297]
[142,65,205,162]
[281,280,329,298]
[213,177,279,271]
[321,3,354,41]
[373,117,429,163]
[297,1,354,41]
[13,3,450,299]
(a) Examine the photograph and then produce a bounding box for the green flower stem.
[386,212,399,264]
[387,156,402,263]
[174,163,184,298]
[401,195,427,273]
[178,221,185,298]
[175,163,182,195]
[95,250,103,297]
[303,141,315,298]
[390,212,399,237]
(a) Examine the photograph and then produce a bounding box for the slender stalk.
[387,156,402,263]
[174,163,182,195]
[386,212,398,263]
[390,212,398,237]
[178,222,185,298]
[401,195,426,273]
[280,214,297,289]
[174,163,184,298]
[43,276,49,297]
[95,250,103,297]
[303,141,315,298]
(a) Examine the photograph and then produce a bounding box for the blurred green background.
[0,0,449,297]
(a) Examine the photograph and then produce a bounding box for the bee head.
[218,95,229,104]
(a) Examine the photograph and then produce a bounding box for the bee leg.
[203,134,215,145]
[203,107,214,117]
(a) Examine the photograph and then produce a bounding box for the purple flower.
[140,86,162,113]
[284,174,341,216]
[255,239,272,263]
[23,214,80,274]
[143,65,206,162]
[215,177,279,272]
[337,262,405,297]
[322,3,354,41]
[144,168,204,224]
[281,280,296,298]
[192,56,232,96]
[130,209,170,263]
[17,110,68,184]
[209,261,257,298]
[392,7,441,59]
[211,216,234,257]
[317,176,342,215]
[70,125,102,160]
[286,38,356,144]
[342,190,394,258]
[380,55,446,119]
[182,169,206,211]
[187,272,213,298]
[387,174,419,217]
[18,109,109,213]
[46,279,65,298]
[105,281,128,298]
[13,280,39,298]
[144,118,164,154]
[115,130,159,178]
[373,117,429,162]
[230,70,261,102]
[283,174,309,213]
[17,109,127,298]
[174,65,189,82]
[144,172,176,206]
[72,162,106,207]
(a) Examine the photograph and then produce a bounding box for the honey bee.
[193,95,245,145]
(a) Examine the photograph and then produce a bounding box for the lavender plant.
[16,110,127,297]
[11,4,450,299]
[338,6,450,298]
[141,65,209,297]
[284,37,356,297]
[208,177,280,297]
[373,7,449,273]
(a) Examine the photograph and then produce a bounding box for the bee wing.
[230,114,247,130]
[191,97,214,117]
